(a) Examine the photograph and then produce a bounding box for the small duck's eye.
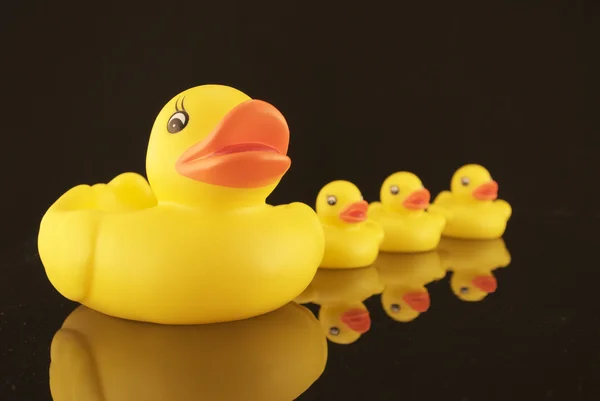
[390,303,401,313]
[460,177,470,186]
[327,195,337,206]
[460,287,469,294]
[390,185,400,195]
[167,111,189,134]
[329,327,340,336]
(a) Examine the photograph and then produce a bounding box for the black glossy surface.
[2,1,596,399]
[2,215,599,400]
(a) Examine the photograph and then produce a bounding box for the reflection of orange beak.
[472,180,499,200]
[402,189,431,210]
[472,275,498,293]
[402,291,431,312]
[339,201,369,223]
[175,100,291,188]
[340,309,371,334]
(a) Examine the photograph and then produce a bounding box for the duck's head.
[379,172,430,213]
[381,286,431,322]
[450,272,498,302]
[146,85,291,207]
[316,180,368,225]
[318,303,371,345]
[450,164,499,203]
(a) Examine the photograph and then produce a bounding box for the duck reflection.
[438,238,511,302]
[295,266,383,345]
[373,251,446,322]
[49,302,327,401]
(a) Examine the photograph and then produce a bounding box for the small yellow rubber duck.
[315,180,384,268]
[38,84,325,324]
[438,238,511,302]
[369,171,446,252]
[50,303,327,401]
[373,251,446,322]
[429,164,512,239]
[295,267,384,345]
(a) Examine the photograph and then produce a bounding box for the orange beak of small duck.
[402,291,431,312]
[402,189,431,210]
[175,100,291,188]
[339,200,369,223]
[472,275,498,293]
[472,180,499,201]
[340,308,371,334]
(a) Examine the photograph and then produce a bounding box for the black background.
[1,1,598,400]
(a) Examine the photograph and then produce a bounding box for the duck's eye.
[390,185,400,195]
[329,327,340,336]
[167,111,189,134]
[460,287,469,294]
[327,195,337,206]
[460,177,470,186]
[390,303,401,313]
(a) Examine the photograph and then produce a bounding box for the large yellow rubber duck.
[438,238,511,302]
[295,267,384,344]
[429,164,512,239]
[369,171,446,252]
[373,251,446,322]
[316,180,384,268]
[50,302,327,401]
[38,85,325,324]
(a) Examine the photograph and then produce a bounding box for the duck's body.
[316,181,384,269]
[40,189,322,324]
[320,220,383,268]
[430,164,511,239]
[369,204,445,252]
[369,172,445,252]
[38,85,325,324]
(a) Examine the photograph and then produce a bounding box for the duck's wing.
[104,173,158,211]
[367,202,385,220]
[432,191,453,206]
[495,199,512,220]
[47,173,156,214]
[429,191,455,220]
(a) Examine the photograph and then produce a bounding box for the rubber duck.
[49,302,327,401]
[429,164,512,239]
[369,171,446,252]
[295,267,384,344]
[373,251,446,322]
[38,84,325,324]
[316,180,384,268]
[437,238,511,302]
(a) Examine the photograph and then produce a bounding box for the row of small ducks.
[316,163,512,269]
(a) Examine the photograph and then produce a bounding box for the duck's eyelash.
[180,96,187,111]
[175,97,182,112]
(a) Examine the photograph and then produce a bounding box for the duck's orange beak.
[402,189,431,210]
[472,180,498,200]
[339,200,369,223]
[175,100,291,188]
[472,275,497,293]
[340,309,371,334]
[402,291,431,312]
